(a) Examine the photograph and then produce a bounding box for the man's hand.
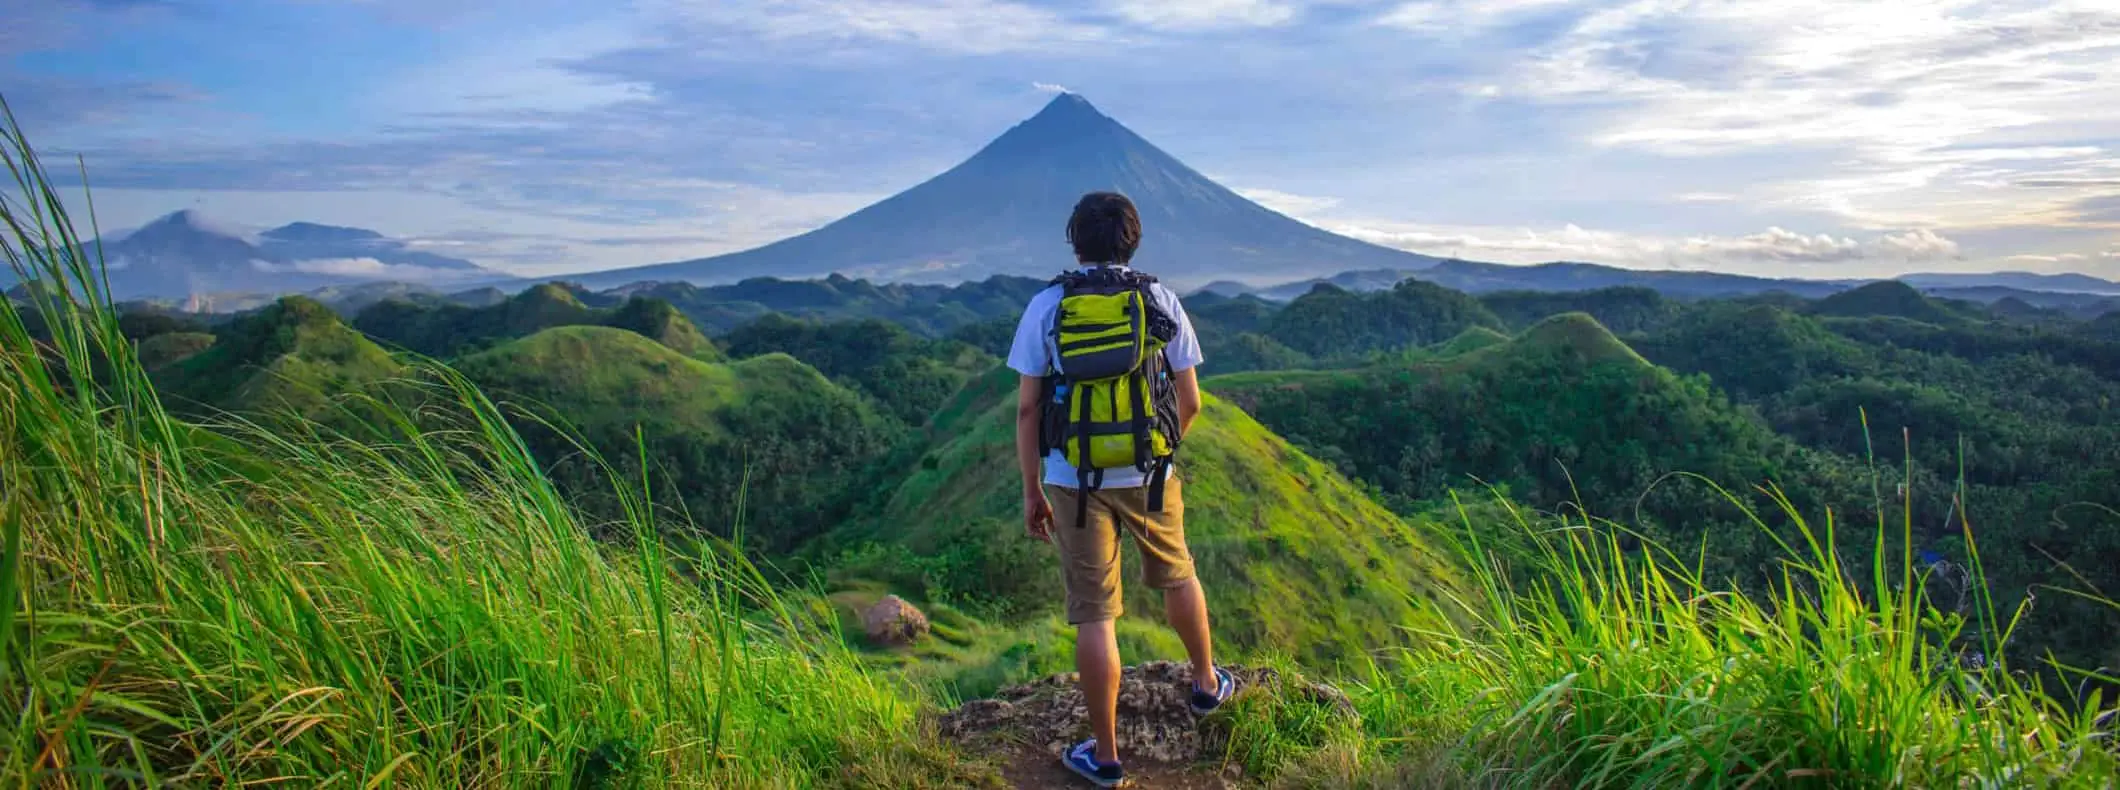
[1024,488,1054,542]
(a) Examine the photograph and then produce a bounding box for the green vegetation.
[1209,314,1856,548]
[453,325,903,552]
[1477,286,1678,333]
[154,295,408,419]
[0,127,966,787]
[1265,279,1505,360]
[821,366,1469,670]
[722,313,994,425]
[1806,279,1973,325]
[1258,496,2119,787]
[353,284,721,360]
[619,273,1049,336]
[134,330,214,369]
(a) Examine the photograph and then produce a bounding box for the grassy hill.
[155,295,407,418]
[1427,325,1511,357]
[1209,313,1861,564]
[1265,279,1506,360]
[354,284,721,361]
[136,330,215,370]
[454,326,902,551]
[1477,286,1677,334]
[616,273,1050,337]
[721,314,992,425]
[821,365,1469,671]
[1806,280,1969,325]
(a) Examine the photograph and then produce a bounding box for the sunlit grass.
[1248,480,2119,788]
[0,94,970,789]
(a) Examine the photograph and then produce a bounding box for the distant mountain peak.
[1031,92,1107,122]
[566,91,1442,288]
[130,209,249,241]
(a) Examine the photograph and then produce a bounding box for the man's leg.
[1124,475,1219,691]
[1076,618,1123,764]
[1163,578,1216,687]
[1047,484,1127,764]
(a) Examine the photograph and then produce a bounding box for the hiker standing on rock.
[1007,191,1236,787]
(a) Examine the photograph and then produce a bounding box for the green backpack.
[1038,266,1183,528]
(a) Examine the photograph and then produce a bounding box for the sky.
[6,0,2119,280]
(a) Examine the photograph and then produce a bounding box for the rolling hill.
[821,365,1469,669]
[565,94,1441,290]
[1207,314,1865,565]
[1264,278,1507,359]
[154,295,407,419]
[452,326,900,551]
[353,283,722,361]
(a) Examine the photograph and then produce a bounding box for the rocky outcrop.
[861,594,930,647]
[938,661,1354,767]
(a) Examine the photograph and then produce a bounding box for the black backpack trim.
[1038,266,1184,526]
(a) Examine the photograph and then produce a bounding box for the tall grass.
[0,98,962,788]
[1268,480,2119,789]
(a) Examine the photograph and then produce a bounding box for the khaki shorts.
[1046,475,1196,625]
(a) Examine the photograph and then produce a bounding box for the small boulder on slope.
[861,594,931,647]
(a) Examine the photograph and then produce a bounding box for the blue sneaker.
[1062,738,1125,788]
[1190,667,1235,715]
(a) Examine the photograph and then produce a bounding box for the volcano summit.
[571,94,1440,290]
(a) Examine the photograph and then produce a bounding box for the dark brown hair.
[1065,191,1141,264]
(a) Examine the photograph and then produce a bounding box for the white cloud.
[369,22,652,117]
[248,257,487,282]
[1234,186,1342,216]
[1378,0,1583,34]
[1033,81,1072,94]
[1104,0,1300,30]
[2007,253,2090,263]
[656,0,1106,54]
[1325,219,1964,272]
[1465,0,2120,235]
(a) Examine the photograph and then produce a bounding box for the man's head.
[1066,192,1141,265]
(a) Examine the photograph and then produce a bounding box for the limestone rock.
[861,594,930,647]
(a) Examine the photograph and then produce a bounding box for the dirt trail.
[937,661,1354,789]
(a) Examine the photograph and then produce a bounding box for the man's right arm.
[1006,293,1057,541]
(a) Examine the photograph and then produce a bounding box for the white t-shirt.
[1006,266,1204,489]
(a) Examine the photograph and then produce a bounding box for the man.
[1006,191,1234,787]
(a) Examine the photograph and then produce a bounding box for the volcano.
[570,94,1441,290]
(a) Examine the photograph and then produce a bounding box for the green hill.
[1631,303,1871,398]
[453,326,900,551]
[354,284,720,360]
[1477,286,1677,333]
[136,331,215,370]
[603,296,723,361]
[721,314,993,424]
[1427,325,1511,357]
[823,366,1468,669]
[620,273,1050,336]
[1806,280,1966,325]
[155,295,406,418]
[1209,313,1859,557]
[1265,279,1505,360]
[2081,310,2120,341]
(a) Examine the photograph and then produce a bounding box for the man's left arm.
[1160,287,1205,438]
